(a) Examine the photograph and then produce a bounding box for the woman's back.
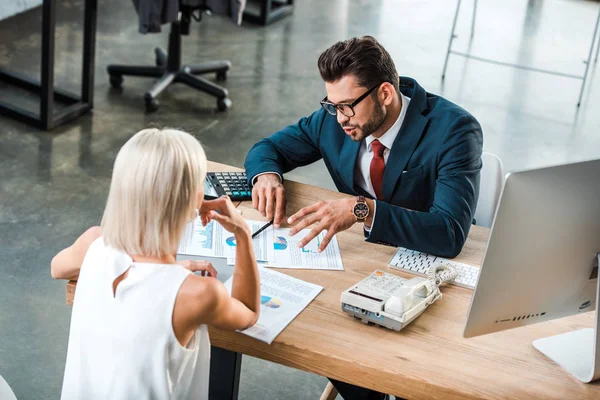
[61,238,210,400]
[52,128,259,399]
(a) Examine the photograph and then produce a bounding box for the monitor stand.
[532,254,600,383]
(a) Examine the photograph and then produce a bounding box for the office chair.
[474,152,504,228]
[107,4,232,112]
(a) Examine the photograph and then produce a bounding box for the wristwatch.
[352,196,370,222]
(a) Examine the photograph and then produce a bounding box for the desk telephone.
[341,264,457,331]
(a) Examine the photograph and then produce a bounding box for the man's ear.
[380,82,396,106]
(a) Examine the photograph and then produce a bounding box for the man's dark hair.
[317,36,399,93]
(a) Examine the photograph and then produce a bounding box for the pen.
[252,219,274,239]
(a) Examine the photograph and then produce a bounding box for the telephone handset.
[384,277,439,319]
[340,264,457,331]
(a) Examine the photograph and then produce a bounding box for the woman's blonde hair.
[101,128,207,258]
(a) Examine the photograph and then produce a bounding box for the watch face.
[353,202,369,219]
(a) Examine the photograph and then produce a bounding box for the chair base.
[106,21,232,113]
[108,49,232,112]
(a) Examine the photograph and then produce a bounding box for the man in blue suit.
[245,36,483,261]
[245,36,482,399]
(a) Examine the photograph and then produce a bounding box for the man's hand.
[287,197,356,252]
[252,173,286,228]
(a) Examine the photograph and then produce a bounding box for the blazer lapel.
[382,79,429,201]
[354,185,372,198]
[339,136,361,193]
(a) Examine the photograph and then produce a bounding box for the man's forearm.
[245,139,285,186]
[251,171,282,186]
[366,201,470,258]
[244,112,326,185]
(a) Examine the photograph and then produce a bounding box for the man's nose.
[337,111,350,125]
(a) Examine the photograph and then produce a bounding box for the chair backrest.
[474,152,504,228]
[0,374,17,400]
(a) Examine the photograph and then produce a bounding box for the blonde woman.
[51,128,260,400]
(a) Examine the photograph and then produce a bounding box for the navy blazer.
[244,77,483,258]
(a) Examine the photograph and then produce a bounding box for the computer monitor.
[463,159,600,383]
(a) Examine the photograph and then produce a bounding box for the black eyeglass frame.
[320,83,382,117]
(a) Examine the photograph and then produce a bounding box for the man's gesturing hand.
[287,197,356,252]
[252,173,287,228]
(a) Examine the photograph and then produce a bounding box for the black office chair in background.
[107,5,232,112]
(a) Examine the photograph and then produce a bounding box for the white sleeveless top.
[61,238,210,400]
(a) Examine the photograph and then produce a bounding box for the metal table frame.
[441,0,600,107]
[0,0,97,130]
[243,0,294,25]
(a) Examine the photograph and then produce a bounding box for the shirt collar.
[366,93,411,151]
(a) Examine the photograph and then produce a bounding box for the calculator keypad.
[211,172,252,200]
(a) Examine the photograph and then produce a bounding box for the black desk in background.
[243,0,294,25]
[0,0,294,130]
[0,0,98,131]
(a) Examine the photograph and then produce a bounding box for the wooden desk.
[66,162,600,399]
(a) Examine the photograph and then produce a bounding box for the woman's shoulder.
[176,274,225,322]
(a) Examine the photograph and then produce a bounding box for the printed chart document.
[227,227,344,270]
[267,227,344,270]
[178,218,275,262]
[179,218,343,270]
[224,267,323,344]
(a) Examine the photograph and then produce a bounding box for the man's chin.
[349,130,366,142]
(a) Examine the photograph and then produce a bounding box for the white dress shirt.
[357,93,410,230]
[355,93,411,198]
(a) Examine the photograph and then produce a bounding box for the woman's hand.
[178,259,217,278]
[200,196,249,235]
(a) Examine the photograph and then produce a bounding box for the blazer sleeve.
[366,115,483,258]
[244,109,326,186]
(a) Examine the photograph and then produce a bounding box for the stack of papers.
[224,267,323,344]
[178,218,274,262]
[177,217,338,344]
[178,218,344,271]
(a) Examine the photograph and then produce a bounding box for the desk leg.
[209,346,242,400]
[82,0,98,106]
[40,0,56,130]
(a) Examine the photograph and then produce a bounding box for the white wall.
[0,0,43,21]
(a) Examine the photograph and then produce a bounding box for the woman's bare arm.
[51,226,102,280]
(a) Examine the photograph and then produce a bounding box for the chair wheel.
[144,94,159,113]
[109,74,123,88]
[217,97,232,112]
[216,70,227,81]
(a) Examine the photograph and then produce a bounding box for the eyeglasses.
[320,84,381,117]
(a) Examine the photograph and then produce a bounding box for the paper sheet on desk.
[178,218,275,263]
[224,267,323,344]
[227,227,344,270]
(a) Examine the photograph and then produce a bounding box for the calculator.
[204,172,253,201]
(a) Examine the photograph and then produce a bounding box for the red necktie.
[370,139,386,200]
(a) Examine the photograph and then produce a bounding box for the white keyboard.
[389,247,480,289]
